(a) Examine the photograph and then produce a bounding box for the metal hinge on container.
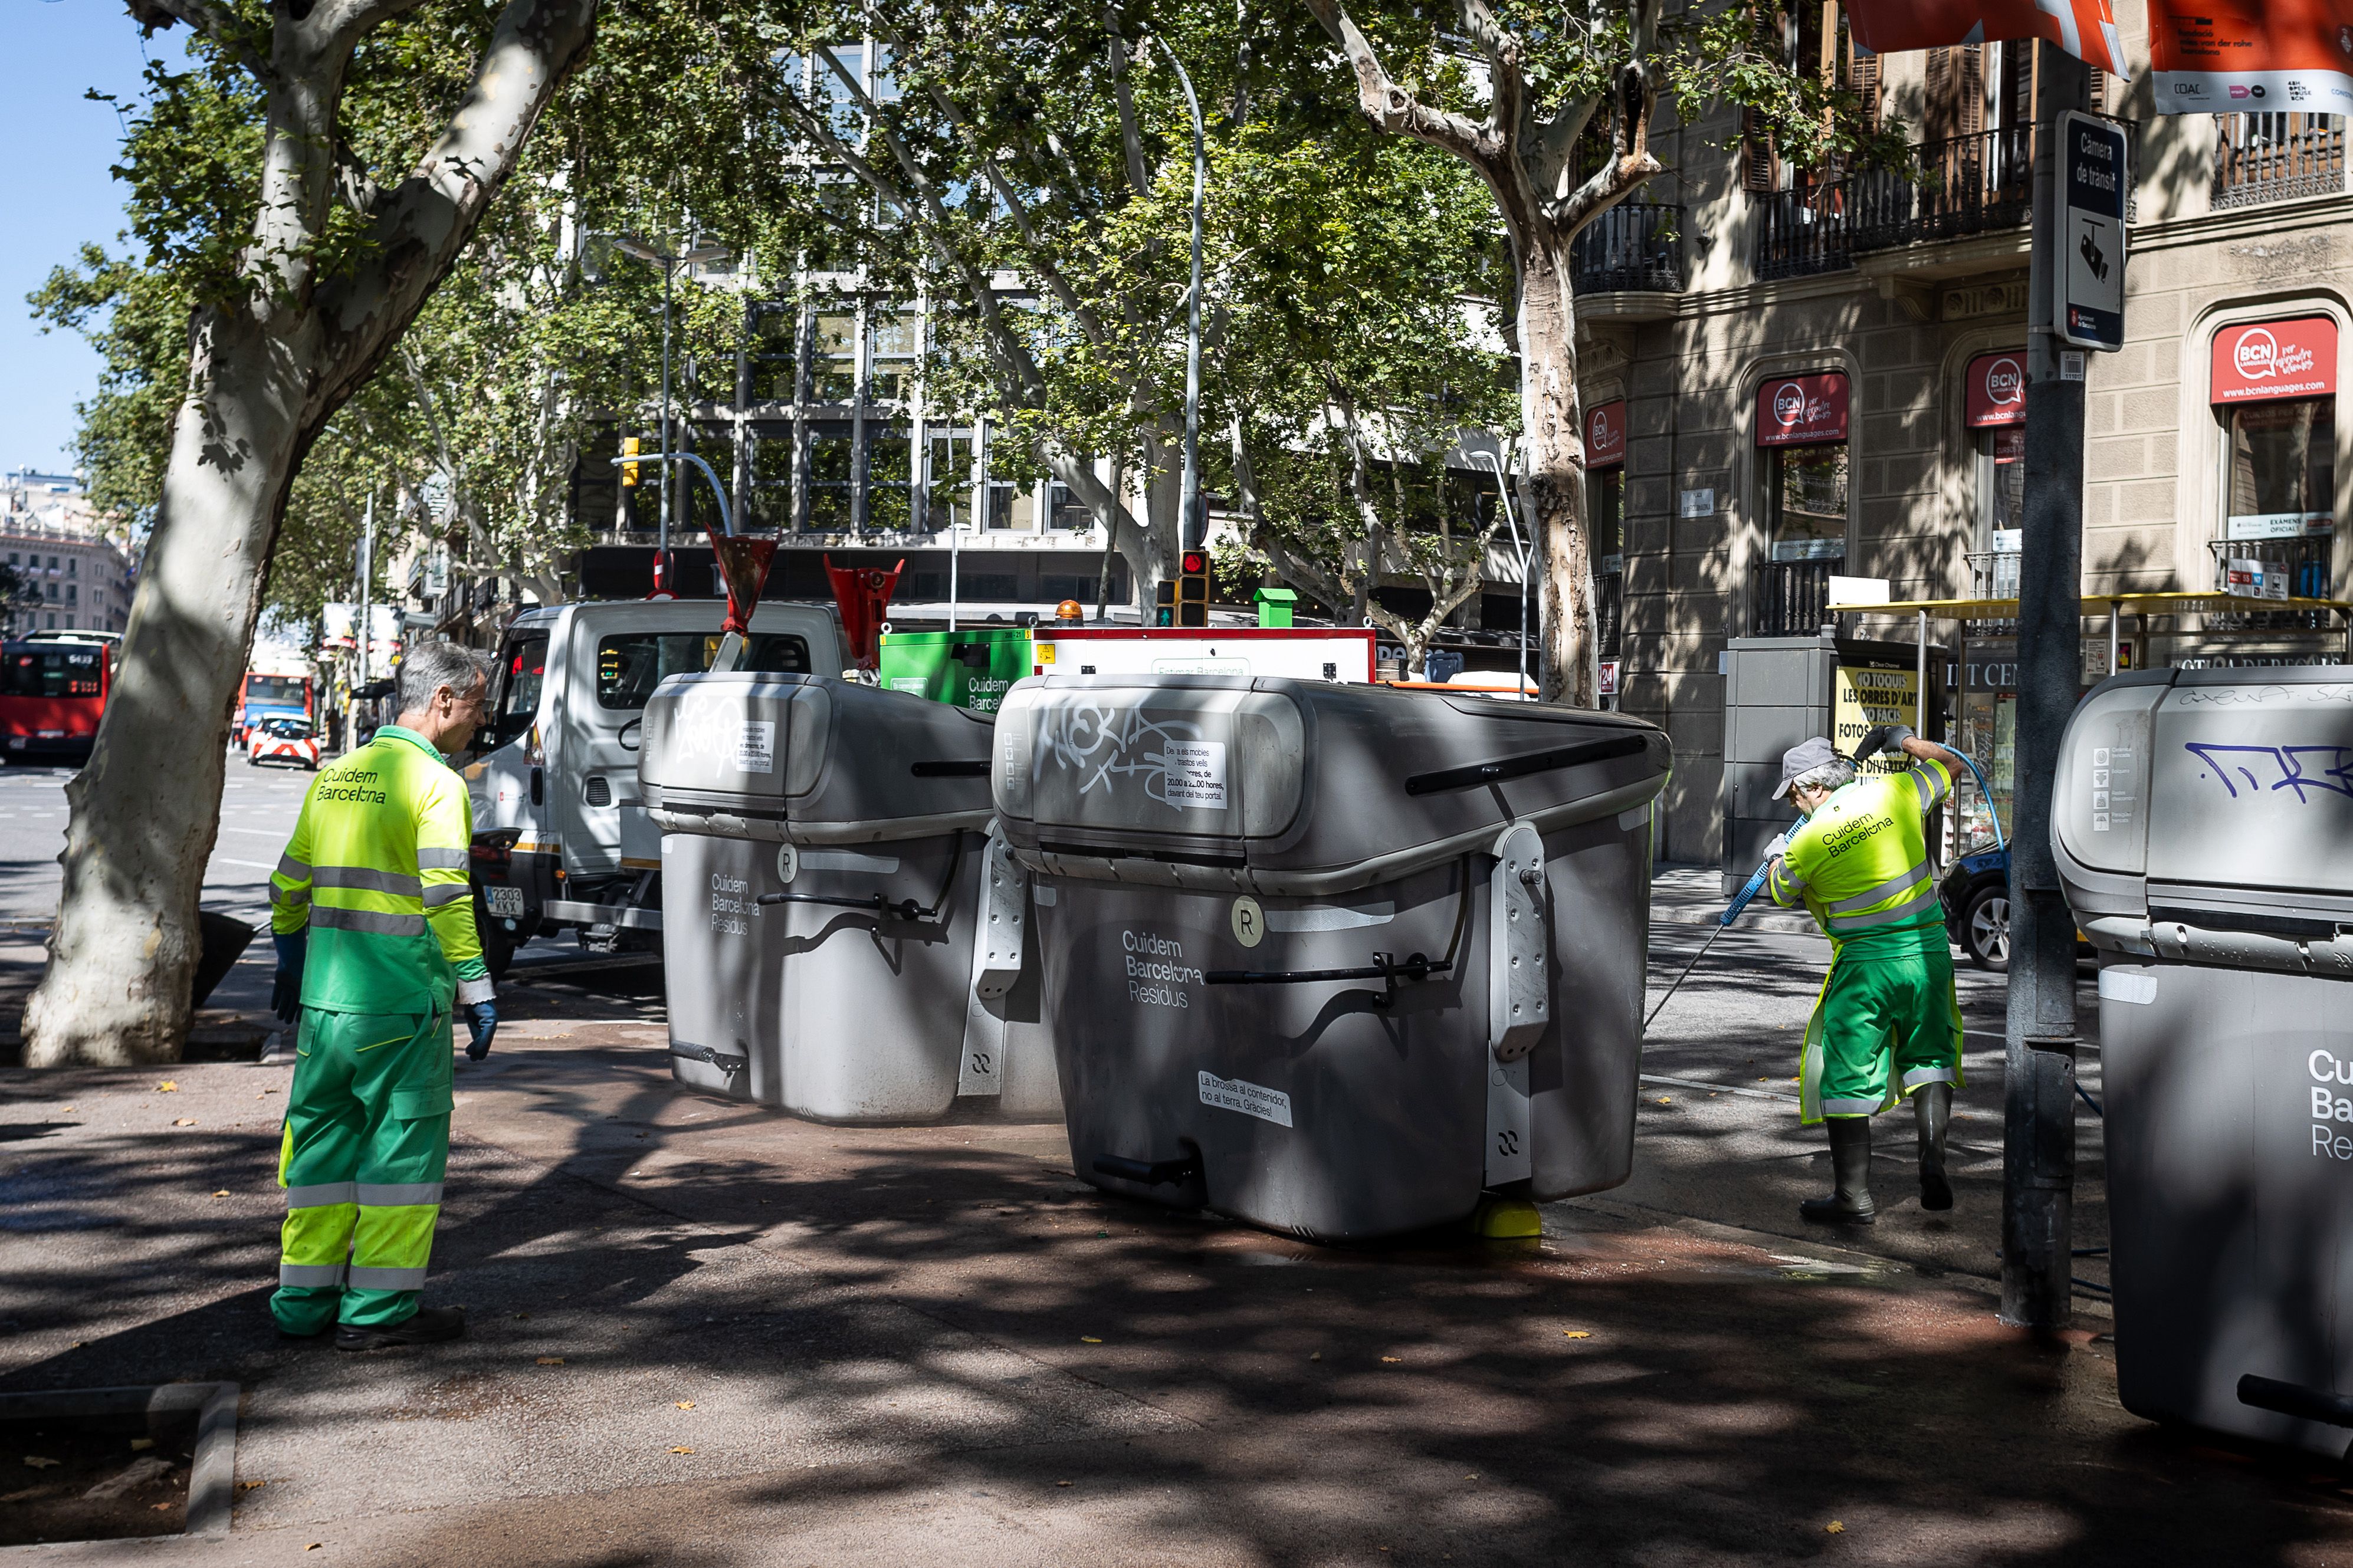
[959,830,1028,1097]
[1485,820,1547,1187]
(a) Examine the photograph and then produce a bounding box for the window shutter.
[1957,43,1986,136]
[1925,47,1955,142]
[1846,26,1881,134]
[1742,106,1781,190]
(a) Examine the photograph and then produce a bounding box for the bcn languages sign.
[1585,400,1626,468]
[2210,315,2339,404]
[1754,372,1849,446]
[1965,351,2029,428]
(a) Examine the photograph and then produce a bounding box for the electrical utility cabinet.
[639,672,1059,1125]
[2055,666,2353,1457]
[990,674,1671,1242]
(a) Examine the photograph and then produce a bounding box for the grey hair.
[1790,758,1857,798]
[396,640,491,714]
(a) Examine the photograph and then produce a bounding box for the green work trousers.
[271,1007,454,1334]
[1798,921,1964,1126]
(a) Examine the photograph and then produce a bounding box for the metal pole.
[1160,38,1207,553]
[1479,451,1531,700]
[2003,41,2089,1332]
[659,257,675,570]
[351,488,375,752]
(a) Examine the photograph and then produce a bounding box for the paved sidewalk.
[1651,862,1826,937]
[5,981,2349,1565]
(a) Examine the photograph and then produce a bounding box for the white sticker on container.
[2098,968,2157,1005]
[1264,902,1394,933]
[1198,1071,1293,1127]
[800,850,901,874]
[1161,739,1228,808]
[734,720,776,774]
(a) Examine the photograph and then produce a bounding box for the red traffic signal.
[1180,550,1207,576]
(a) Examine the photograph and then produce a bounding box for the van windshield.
[595,633,812,710]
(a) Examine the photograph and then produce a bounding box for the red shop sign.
[1755,372,1849,446]
[1586,400,1626,468]
[1965,351,2028,428]
[2211,315,2338,404]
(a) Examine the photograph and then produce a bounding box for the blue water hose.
[1947,747,2005,853]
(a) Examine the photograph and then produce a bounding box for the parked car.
[247,715,321,771]
[1938,844,2092,972]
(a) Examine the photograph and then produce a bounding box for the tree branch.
[1298,0,1504,170]
[1104,17,1153,196]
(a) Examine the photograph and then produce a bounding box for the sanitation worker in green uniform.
[1764,727,1967,1224]
[267,643,497,1348]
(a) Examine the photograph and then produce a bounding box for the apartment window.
[7,554,17,566]
[812,314,858,403]
[807,429,854,530]
[65,584,76,604]
[871,313,919,406]
[45,583,57,601]
[67,558,76,577]
[47,557,58,571]
[869,432,913,530]
[928,432,975,529]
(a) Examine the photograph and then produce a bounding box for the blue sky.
[4,1,185,475]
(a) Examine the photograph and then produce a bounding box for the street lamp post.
[614,236,730,597]
[1156,38,1207,554]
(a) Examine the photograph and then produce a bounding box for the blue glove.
[465,999,497,1061]
[271,933,306,1025]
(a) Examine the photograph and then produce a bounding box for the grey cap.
[1770,737,1840,801]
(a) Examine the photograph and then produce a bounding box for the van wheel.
[1963,884,2010,971]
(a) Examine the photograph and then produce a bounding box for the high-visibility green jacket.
[1768,759,1952,955]
[270,725,491,1014]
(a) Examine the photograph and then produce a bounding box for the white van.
[461,599,849,975]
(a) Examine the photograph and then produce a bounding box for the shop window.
[2225,399,2335,541]
[1965,350,2028,596]
[811,314,858,403]
[1767,446,1849,560]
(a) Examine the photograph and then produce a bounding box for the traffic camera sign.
[2057,111,2128,351]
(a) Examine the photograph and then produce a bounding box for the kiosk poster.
[2149,0,2353,114]
[1833,664,1922,778]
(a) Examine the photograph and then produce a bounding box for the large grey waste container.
[639,672,1058,1124]
[990,674,1671,1241]
[2056,665,2353,1456]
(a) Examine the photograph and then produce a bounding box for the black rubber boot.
[1914,1082,1954,1211]
[336,1306,466,1352]
[1799,1116,1876,1225]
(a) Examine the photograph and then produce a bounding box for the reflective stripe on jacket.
[271,725,487,1012]
[1768,760,1952,948]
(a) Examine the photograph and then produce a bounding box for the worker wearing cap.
[265,642,497,1349]
[1763,725,1967,1224]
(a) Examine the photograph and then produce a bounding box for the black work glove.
[465,999,498,1061]
[1853,723,1915,762]
[271,933,306,1025]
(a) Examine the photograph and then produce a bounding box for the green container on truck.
[877,627,1034,713]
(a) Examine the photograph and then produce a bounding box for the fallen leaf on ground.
[211,1191,229,1198]
[670,1447,694,1455]
[130,1438,155,1452]
[237,1480,266,1491]
[1080,1336,1102,1344]
[1309,1352,1321,1362]
[306,1544,321,1551]
[1826,1521,1846,1534]
[1056,1480,1072,1487]
[157,1081,178,1092]
[674,1401,696,1410]
[174,1118,197,1127]
[150,1501,173,1512]
[1563,1331,1591,1339]
[1655,1097,1671,1105]
[535,1356,565,1366]
[1380,1356,1402,1364]
[23,1457,59,1470]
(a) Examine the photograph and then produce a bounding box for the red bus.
[0,639,112,765]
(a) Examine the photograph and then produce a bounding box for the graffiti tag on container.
[2185,742,2353,801]
[1042,701,1209,810]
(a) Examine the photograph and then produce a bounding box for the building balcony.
[1749,556,1839,637]
[1571,203,1684,313]
[2214,113,2347,210]
[1754,127,2053,283]
[2206,534,2335,631]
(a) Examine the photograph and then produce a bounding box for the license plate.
[484,885,525,918]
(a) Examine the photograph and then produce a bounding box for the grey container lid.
[639,672,996,846]
[992,675,1670,896]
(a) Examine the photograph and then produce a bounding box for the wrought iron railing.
[1850,126,2035,248]
[1967,548,2023,601]
[1571,203,1684,293]
[2207,535,2336,630]
[1754,186,1853,281]
[1750,557,1839,637]
[2214,113,2347,209]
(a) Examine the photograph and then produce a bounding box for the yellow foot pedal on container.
[1473,1196,1543,1240]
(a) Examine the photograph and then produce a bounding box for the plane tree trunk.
[24,0,599,1066]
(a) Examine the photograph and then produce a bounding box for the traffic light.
[621,435,643,488]
[1174,550,1209,627]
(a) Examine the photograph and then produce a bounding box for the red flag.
[1846,0,2125,78]
[824,555,905,671]
[2148,0,2353,114]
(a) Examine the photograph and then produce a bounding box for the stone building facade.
[1586,6,2352,863]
